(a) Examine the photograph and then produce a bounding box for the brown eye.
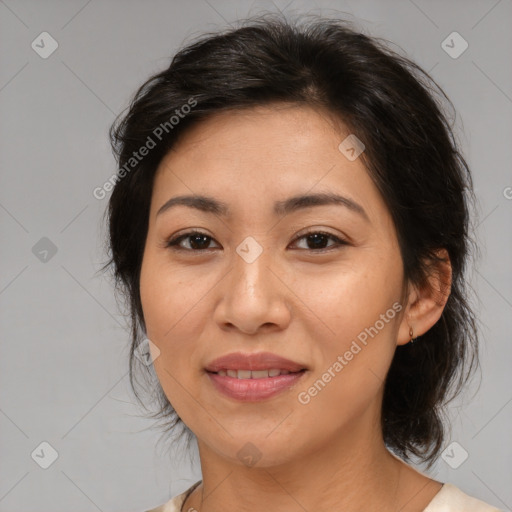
[166,231,219,251]
[290,231,348,252]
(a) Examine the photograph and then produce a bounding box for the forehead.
[151,104,387,223]
[161,103,346,164]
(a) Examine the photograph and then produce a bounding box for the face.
[139,104,411,467]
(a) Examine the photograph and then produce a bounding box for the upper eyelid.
[291,228,345,241]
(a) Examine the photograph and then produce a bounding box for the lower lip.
[207,371,306,401]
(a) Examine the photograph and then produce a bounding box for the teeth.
[251,370,269,379]
[216,369,296,379]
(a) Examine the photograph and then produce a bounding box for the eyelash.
[165,230,348,253]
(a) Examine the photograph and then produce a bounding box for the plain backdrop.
[0,0,511,511]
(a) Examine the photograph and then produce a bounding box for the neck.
[182,411,438,512]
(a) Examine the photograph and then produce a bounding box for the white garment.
[145,481,502,512]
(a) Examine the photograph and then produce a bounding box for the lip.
[204,351,306,372]
[205,351,307,402]
[207,371,306,401]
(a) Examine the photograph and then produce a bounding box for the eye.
[289,230,348,252]
[165,231,219,251]
[165,230,348,253]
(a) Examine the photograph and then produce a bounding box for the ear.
[397,248,452,346]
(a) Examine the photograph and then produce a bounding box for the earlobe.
[397,249,452,346]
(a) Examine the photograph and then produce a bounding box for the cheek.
[290,256,402,341]
[140,253,208,340]
[291,257,402,403]
[139,253,213,404]
[140,271,202,422]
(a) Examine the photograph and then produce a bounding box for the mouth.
[204,352,308,401]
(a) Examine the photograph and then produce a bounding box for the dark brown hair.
[104,14,479,465]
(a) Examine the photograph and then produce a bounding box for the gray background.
[1,0,511,510]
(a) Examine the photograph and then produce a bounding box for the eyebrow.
[156,192,369,222]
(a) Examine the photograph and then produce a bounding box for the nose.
[213,243,292,335]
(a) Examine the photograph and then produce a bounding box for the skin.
[139,103,452,512]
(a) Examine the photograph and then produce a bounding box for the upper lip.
[205,352,306,372]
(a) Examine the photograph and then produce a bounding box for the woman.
[105,15,501,512]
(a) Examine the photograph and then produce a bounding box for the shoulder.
[144,481,202,512]
[143,480,502,512]
[424,483,503,512]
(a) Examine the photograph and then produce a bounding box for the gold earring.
[409,326,415,344]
